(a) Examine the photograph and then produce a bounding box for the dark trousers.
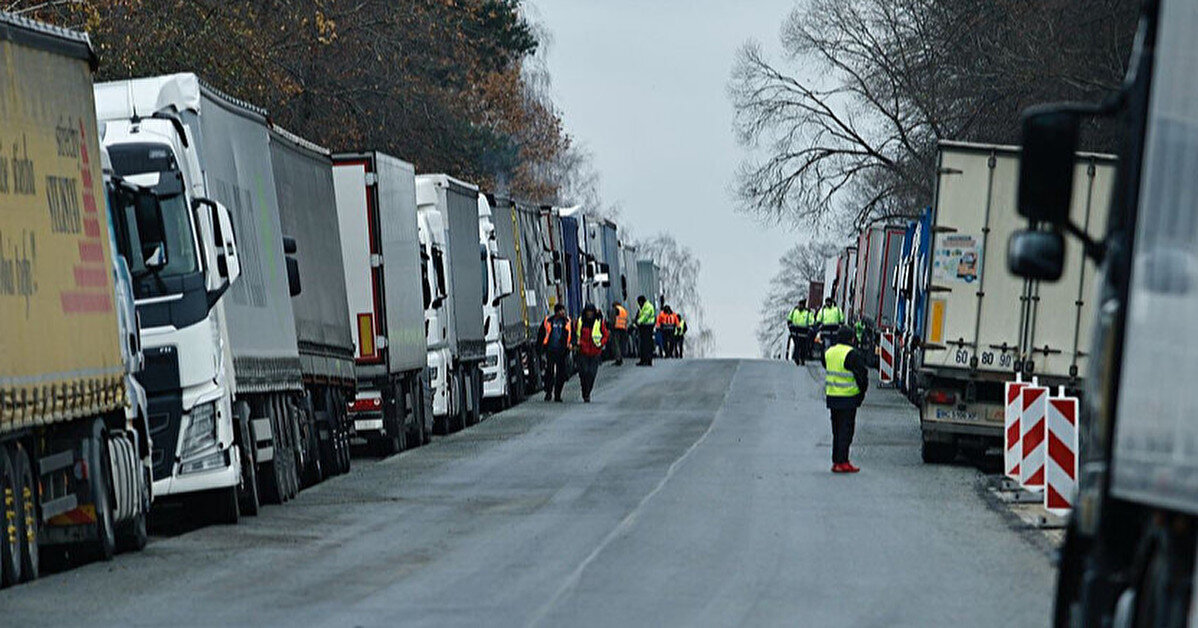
[543,350,568,399]
[790,327,810,364]
[830,407,857,464]
[577,354,600,399]
[676,336,684,358]
[613,328,628,364]
[638,325,655,365]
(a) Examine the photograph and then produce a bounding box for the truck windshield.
[110,189,200,294]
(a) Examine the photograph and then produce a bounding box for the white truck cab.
[478,195,515,403]
[417,205,454,421]
[96,91,243,505]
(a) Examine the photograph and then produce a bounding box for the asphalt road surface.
[2,360,1053,627]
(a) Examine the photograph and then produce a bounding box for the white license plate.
[934,408,979,421]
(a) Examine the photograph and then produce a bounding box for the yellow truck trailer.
[0,12,152,587]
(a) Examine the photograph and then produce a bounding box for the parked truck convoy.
[0,13,154,584]
[1008,1,1198,623]
[333,152,429,455]
[0,9,681,590]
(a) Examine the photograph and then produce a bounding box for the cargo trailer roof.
[0,11,95,68]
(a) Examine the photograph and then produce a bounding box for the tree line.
[10,0,575,205]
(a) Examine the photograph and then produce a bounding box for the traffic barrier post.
[1004,375,1028,481]
[1045,387,1079,516]
[1020,383,1049,491]
[879,330,895,388]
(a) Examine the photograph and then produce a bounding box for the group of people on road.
[786,297,845,366]
[785,297,867,474]
[536,294,685,403]
[538,302,611,403]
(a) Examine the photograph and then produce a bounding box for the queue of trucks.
[813,140,1113,464]
[0,12,666,588]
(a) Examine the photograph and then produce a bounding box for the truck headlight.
[484,354,499,368]
[180,402,218,460]
[179,450,228,475]
[429,366,440,382]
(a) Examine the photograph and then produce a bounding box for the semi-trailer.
[0,13,155,585]
[270,126,354,477]
[332,153,429,453]
[893,207,933,397]
[416,175,485,432]
[852,224,905,331]
[806,281,824,309]
[637,259,660,305]
[914,141,1113,463]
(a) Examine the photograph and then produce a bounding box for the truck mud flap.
[251,417,274,462]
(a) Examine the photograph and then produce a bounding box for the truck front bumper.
[482,342,506,399]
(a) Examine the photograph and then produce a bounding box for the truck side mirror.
[1018,105,1080,225]
[283,236,298,255]
[494,258,514,302]
[286,256,302,297]
[1008,230,1065,281]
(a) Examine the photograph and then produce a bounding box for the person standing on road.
[537,304,572,402]
[635,295,656,366]
[787,302,812,365]
[823,326,868,473]
[575,303,610,402]
[611,301,630,366]
[814,297,845,357]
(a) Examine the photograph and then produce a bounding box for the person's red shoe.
[831,463,848,473]
[842,462,860,473]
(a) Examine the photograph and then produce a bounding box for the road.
[2,360,1052,627]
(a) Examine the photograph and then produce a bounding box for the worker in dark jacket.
[822,326,869,473]
[537,304,572,402]
[575,303,610,402]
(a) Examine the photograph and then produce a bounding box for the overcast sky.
[529,0,803,358]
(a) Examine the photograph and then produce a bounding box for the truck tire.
[920,433,958,464]
[13,445,38,580]
[116,468,149,554]
[468,368,482,426]
[0,447,22,586]
[455,372,470,431]
[238,441,260,517]
[257,400,287,505]
[83,435,116,563]
[407,378,427,449]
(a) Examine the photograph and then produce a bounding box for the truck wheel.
[0,447,22,586]
[455,373,470,431]
[257,402,287,505]
[116,468,149,554]
[920,434,958,464]
[13,445,38,579]
[471,369,483,425]
[83,437,116,562]
[238,441,260,517]
[209,486,240,525]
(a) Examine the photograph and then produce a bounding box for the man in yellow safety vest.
[823,326,868,473]
[635,295,656,366]
[786,302,813,365]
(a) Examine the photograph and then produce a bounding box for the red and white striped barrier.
[1045,389,1079,516]
[879,330,895,387]
[1020,384,1049,491]
[1004,377,1029,481]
